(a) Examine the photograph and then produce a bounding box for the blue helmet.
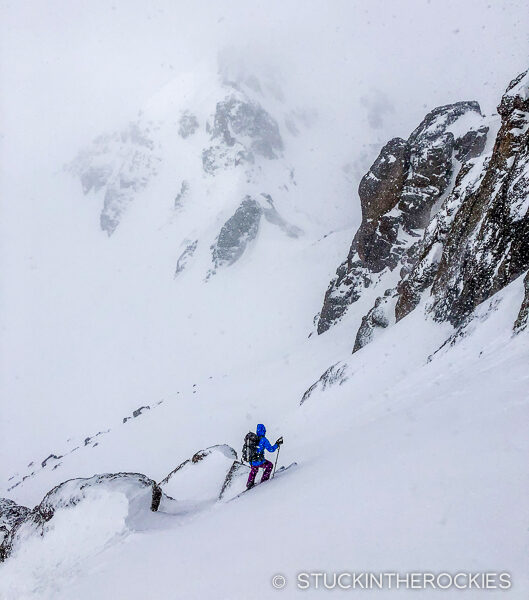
[256,423,266,436]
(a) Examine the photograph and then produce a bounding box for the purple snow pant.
[247,460,273,487]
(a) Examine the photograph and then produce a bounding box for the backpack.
[242,431,262,463]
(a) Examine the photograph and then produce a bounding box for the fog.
[1,0,528,178]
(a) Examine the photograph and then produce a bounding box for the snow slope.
[0,272,527,599]
[0,64,356,478]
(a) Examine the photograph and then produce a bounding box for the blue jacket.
[251,424,278,466]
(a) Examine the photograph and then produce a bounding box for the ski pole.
[272,446,280,478]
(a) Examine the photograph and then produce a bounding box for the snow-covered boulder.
[68,122,160,235]
[300,361,349,405]
[1,473,164,562]
[159,445,237,506]
[218,461,251,502]
[353,290,398,352]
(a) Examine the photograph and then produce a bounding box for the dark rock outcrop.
[354,137,409,271]
[514,271,529,333]
[211,197,262,270]
[426,71,529,325]
[202,94,283,174]
[218,461,250,501]
[151,483,163,512]
[395,70,529,327]
[209,194,300,275]
[41,454,62,468]
[394,156,488,321]
[347,69,529,353]
[83,430,109,446]
[301,362,349,405]
[318,101,485,334]
[353,290,397,352]
[123,405,150,424]
[318,68,528,358]
[0,527,7,547]
[0,498,30,536]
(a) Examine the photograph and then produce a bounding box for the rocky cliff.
[318,101,487,334]
[318,69,528,351]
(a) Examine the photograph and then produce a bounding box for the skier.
[244,424,283,490]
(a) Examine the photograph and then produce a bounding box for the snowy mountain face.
[67,72,302,255]
[1,66,342,498]
[317,100,488,335]
[1,63,528,599]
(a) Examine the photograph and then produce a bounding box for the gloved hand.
[275,437,284,446]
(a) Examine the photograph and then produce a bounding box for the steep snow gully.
[1,67,528,599]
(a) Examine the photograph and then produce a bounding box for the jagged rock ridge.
[423,70,529,326]
[317,69,528,354]
[208,194,301,277]
[202,93,283,174]
[318,101,486,334]
[211,197,262,270]
[159,445,237,505]
[394,70,529,329]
